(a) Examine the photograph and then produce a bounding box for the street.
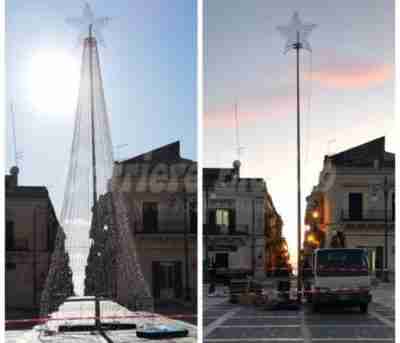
[204,296,394,342]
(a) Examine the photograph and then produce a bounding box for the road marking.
[220,325,301,328]
[301,310,312,343]
[205,339,394,342]
[205,307,241,337]
[369,309,394,328]
[219,324,388,328]
[310,340,394,342]
[205,339,303,342]
[226,315,300,319]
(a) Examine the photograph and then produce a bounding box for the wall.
[5,198,54,312]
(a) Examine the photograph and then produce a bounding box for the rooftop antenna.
[10,102,22,168]
[234,102,245,161]
[327,139,336,155]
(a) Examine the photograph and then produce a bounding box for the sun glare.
[29,51,79,115]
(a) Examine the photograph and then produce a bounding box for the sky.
[6,0,197,217]
[204,0,395,267]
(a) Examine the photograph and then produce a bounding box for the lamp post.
[383,177,389,283]
[277,12,316,302]
[205,179,216,293]
[182,188,191,301]
[370,175,393,282]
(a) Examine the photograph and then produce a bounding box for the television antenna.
[10,103,23,168]
[234,102,245,160]
[327,139,336,155]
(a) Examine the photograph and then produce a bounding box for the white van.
[310,248,372,313]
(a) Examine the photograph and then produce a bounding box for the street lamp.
[312,210,319,220]
[370,176,393,282]
[277,12,317,302]
[182,188,191,301]
[204,180,216,293]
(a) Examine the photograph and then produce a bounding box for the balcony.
[341,209,395,222]
[6,238,29,251]
[204,224,249,236]
[138,220,197,234]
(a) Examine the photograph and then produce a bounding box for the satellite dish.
[10,166,19,175]
[233,160,241,169]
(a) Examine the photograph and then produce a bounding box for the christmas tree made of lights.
[41,3,152,317]
[41,3,114,315]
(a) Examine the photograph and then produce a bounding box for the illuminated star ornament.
[277,12,316,53]
[66,2,111,45]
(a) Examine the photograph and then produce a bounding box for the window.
[216,209,230,226]
[189,201,197,233]
[143,202,158,232]
[215,253,229,268]
[348,193,363,220]
[152,261,182,299]
[392,193,395,221]
[6,262,16,270]
[6,221,15,251]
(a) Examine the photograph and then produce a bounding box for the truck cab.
[310,248,372,313]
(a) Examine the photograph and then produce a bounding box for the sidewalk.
[371,281,394,310]
[204,284,229,310]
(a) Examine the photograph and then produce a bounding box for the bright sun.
[29,51,80,115]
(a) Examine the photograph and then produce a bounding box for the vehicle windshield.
[316,249,368,276]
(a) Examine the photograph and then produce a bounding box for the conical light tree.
[40,3,114,316]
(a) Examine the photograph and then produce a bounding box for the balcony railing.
[204,224,249,235]
[341,210,395,222]
[138,220,197,234]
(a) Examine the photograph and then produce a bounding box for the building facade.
[264,193,291,276]
[5,167,59,318]
[86,141,197,307]
[204,162,267,281]
[304,137,395,279]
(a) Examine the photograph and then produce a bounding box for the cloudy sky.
[6,0,196,216]
[204,0,395,266]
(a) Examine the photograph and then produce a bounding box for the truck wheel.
[360,303,368,313]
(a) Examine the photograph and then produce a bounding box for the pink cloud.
[307,62,393,89]
[204,92,295,129]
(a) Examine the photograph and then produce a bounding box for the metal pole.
[89,26,98,209]
[205,184,209,288]
[33,207,37,308]
[88,24,100,330]
[184,190,190,300]
[251,199,256,276]
[383,176,389,282]
[295,31,302,302]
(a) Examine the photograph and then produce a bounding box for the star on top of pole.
[66,2,111,45]
[277,12,316,53]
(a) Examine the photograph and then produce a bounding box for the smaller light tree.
[40,226,74,317]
